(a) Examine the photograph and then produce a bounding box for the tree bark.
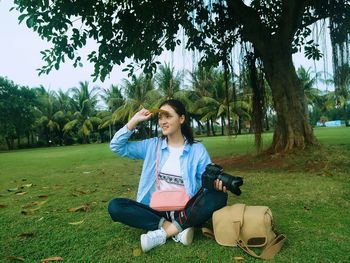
[261,44,318,152]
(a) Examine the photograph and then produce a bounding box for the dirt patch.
[212,152,328,173]
[212,154,286,171]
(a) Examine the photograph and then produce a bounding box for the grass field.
[0,127,349,262]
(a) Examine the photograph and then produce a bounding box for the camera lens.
[201,163,243,195]
[218,172,243,195]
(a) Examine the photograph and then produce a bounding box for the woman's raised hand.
[127,108,152,130]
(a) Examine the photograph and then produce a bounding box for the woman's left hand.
[214,179,227,193]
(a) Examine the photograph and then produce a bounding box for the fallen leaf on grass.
[19,232,34,238]
[21,201,47,214]
[72,189,89,197]
[22,201,47,209]
[233,256,244,261]
[132,248,142,257]
[7,188,18,192]
[6,256,25,261]
[15,191,27,196]
[41,257,64,262]
[68,219,85,225]
[21,207,42,215]
[0,204,7,208]
[23,183,33,188]
[68,204,90,212]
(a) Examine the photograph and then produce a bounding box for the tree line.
[0,64,348,150]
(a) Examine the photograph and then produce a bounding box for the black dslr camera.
[202,163,243,195]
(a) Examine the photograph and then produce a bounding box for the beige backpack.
[202,204,286,260]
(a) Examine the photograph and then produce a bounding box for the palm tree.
[100,84,124,112]
[297,66,323,109]
[194,68,250,136]
[33,86,61,145]
[63,81,101,143]
[112,74,156,137]
[189,66,216,135]
[155,63,182,99]
[99,85,125,139]
[55,89,74,144]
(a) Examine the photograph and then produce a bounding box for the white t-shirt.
[159,145,186,191]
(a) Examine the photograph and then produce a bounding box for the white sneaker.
[172,227,194,245]
[140,228,167,252]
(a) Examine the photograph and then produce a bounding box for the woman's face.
[158,104,185,137]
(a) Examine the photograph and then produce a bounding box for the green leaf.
[18,14,27,24]
[26,16,35,28]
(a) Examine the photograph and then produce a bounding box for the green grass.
[0,127,349,262]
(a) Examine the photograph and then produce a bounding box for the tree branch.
[226,0,271,52]
[278,0,307,42]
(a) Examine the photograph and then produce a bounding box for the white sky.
[0,0,333,93]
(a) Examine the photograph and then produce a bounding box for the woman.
[108,99,227,252]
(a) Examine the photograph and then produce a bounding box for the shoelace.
[172,232,182,243]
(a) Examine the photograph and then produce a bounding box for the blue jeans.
[108,188,228,232]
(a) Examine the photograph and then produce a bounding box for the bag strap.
[232,214,286,260]
[236,234,287,260]
[155,138,161,190]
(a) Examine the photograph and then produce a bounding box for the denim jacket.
[110,125,211,205]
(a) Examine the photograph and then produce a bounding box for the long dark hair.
[159,99,195,145]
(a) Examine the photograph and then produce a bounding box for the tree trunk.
[196,119,202,135]
[5,137,12,150]
[265,112,270,131]
[261,45,317,152]
[221,115,225,135]
[206,120,210,136]
[238,116,242,135]
[26,132,30,146]
[210,118,216,136]
[31,131,34,145]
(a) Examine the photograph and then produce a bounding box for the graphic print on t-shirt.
[158,172,184,186]
[159,145,185,191]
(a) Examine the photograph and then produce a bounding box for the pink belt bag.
[149,138,190,211]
